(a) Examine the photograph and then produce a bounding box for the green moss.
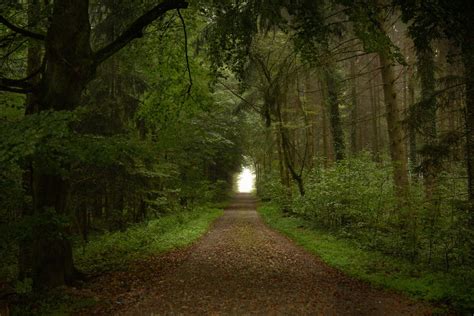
[258,203,473,313]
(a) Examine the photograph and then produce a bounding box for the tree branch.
[217,79,262,114]
[0,77,33,94]
[177,8,192,94]
[0,85,31,94]
[93,0,188,66]
[0,15,45,40]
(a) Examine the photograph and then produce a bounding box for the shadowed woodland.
[0,0,473,314]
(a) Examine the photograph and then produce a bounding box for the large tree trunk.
[19,0,42,281]
[22,0,187,288]
[27,0,94,288]
[39,1,93,110]
[378,51,410,200]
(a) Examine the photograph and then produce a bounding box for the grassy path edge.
[258,203,472,313]
[75,206,224,274]
[13,207,224,315]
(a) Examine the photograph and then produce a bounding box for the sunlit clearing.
[237,167,255,193]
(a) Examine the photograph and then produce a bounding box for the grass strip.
[75,206,223,274]
[258,203,473,313]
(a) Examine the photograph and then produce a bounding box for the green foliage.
[256,170,292,208]
[396,0,472,49]
[0,1,243,288]
[259,203,474,311]
[0,110,75,166]
[0,92,24,120]
[259,154,473,271]
[11,288,98,316]
[74,206,222,274]
[294,154,396,231]
[7,205,222,315]
[14,278,32,295]
[340,0,405,64]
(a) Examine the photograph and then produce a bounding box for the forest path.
[80,193,432,315]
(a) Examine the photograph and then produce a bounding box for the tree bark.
[27,0,93,288]
[378,51,410,200]
[417,44,438,201]
[462,41,474,211]
[369,72,380,160]
[319,81,332,166]
[324,69,345,161]
[19,0,42,282]
[350,59,358,155]
[407,66,418,174]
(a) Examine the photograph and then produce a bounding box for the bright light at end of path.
[237,167,256,193]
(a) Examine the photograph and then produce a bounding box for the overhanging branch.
[93,0,188,66]
[0,15,45,40]
[177,8,192,94]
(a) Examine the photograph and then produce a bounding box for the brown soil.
[76,193,434,315]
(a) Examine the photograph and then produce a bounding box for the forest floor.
[74,193,435,315]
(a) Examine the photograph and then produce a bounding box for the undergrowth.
[74,206,223,274]
[258,203,474,313]
[11,206,222,315]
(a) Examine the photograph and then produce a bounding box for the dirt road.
[86,193,429,315]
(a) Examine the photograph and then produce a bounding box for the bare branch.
[0,15,45,40]
[93,0,188,66]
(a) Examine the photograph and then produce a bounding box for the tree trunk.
[369,72,380,160]
[27,0,94,288]
[19,0,42,281]
[319,81,332,166]
[276,127,289,188]
[324,69,345,161]
[350,59,358,155]
[407,66,418,175]
[378,51,410,200]
[417,44,438,201]
[276,97,305,196]
[22,0,187,288]
[462,42,474,212]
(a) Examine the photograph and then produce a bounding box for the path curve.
[115,193,432,315]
